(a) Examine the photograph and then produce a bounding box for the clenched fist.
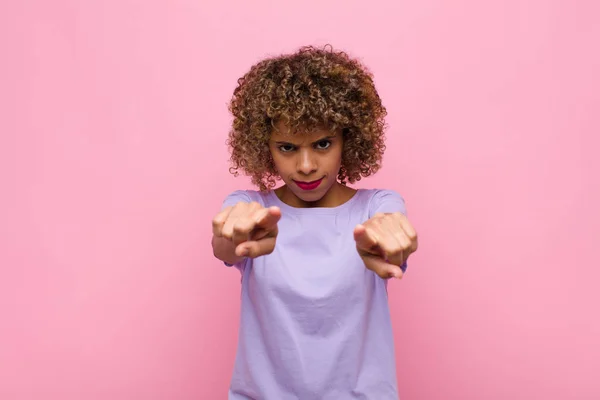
[212,201,281,259]
[354,212,418,279]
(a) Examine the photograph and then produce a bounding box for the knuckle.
[373,212,385,220]
[233,222,248,234]
[389,247,403,257]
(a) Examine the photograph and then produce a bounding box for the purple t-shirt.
[221,188,408,399]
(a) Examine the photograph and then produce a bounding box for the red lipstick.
[294,177,323,191]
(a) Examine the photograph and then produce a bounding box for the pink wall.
[1,0,598,398]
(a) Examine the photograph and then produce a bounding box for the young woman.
[211,45,419,399]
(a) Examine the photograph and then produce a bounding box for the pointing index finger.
[354,224,380,251]
[255,206,281,230]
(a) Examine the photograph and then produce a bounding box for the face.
[269,121,346,208]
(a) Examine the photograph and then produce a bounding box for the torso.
[228,189,400,400]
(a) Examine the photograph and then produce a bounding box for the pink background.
[1,0,599,399]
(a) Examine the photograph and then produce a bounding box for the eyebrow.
[273,135,337,145]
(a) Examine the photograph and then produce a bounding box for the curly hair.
[227,45,387,191]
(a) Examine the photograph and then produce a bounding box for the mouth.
[293,177,324,191]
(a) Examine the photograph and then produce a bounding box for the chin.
[296,191,324,202]
[292,186,329,202]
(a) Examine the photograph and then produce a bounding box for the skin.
[212,122,418,279]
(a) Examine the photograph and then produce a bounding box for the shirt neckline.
[266,188,363,215]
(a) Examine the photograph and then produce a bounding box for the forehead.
[270,120,336,142]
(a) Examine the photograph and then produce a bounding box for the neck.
[274,182,356,208]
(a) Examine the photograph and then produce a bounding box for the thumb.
[236,237,276,258]
[362,254,404,280]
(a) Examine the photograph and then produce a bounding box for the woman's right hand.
[212,202,281,260]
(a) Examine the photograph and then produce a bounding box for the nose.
[297,148,317,176]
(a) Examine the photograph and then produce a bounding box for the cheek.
[330,147,344,169]
[268,148,280,167]
[270,153,290,176]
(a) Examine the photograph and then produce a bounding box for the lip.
[294,177,324,191]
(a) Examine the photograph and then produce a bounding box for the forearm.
[212,235,245,265]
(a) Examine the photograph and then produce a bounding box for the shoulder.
[221,189,270,209]
[360,188,407,217]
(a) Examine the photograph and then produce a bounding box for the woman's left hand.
[354,212,418,279]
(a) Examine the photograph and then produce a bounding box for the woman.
[211,45,419,399]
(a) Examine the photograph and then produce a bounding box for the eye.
[315,140,331,150]
[278,144,295,153]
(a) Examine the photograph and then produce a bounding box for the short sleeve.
[368,189,409,273]
[369,189,407,217]
[221,190,253,210]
